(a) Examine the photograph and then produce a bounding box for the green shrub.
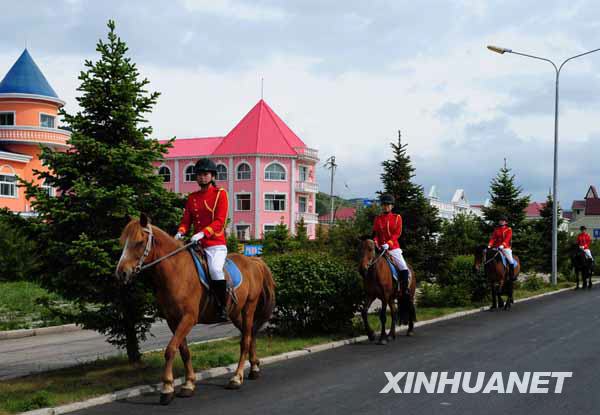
[521,274,545,291]
[439,255,489,303]
[0,210,40,282]
[264,251,363,334]
[418,282,471,308]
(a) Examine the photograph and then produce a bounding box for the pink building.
[156,99,319,240]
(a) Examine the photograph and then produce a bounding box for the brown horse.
[358,239,417,343]
[115,214,275,404]
[473,246,520,310]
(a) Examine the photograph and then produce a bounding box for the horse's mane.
[119,219,179,248]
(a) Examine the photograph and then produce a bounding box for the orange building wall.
[0,99,59,126]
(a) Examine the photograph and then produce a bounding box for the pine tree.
[295,217,309,246]
[482,165,530,231]
[380,132,442,279]
[21,21,181,363]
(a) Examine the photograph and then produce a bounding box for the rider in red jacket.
[577,225,594,263]
[488,215,516,280]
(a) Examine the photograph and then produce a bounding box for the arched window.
[184,165,195,182]
[216,164,228,181]
[158,166,171,183]
[237,163,251,180]
[265,163,286,181]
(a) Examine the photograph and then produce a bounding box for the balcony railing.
[294,146,319,162]
[295,180,319,193]
[0,126,70,147]
[296,212,318,224]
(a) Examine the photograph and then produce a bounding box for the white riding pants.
[501,248,515,266]
[204,245,227,280]
[584,249,594,260]
[388,248,409,271]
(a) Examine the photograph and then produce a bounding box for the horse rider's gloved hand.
[487,245,491,249]
[174,232,184,240]
[580,245,585,250]
[191,231,205,244]
[382,243,390,251]
[499,245,504,250]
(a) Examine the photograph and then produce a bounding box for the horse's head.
[473,245,487,273]
[358,238,376,277]
[115,213,153,284]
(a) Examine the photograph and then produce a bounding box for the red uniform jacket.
[577,232,591,249]
[489,225,512,249]
[373,212,403,250]
[178,185,228,248]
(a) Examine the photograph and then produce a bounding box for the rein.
[483,248,500,266]
[133,226,196,274]
[367,247,388,270]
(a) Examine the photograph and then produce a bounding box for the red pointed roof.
[158,137,224,158]
[212,99,306,156]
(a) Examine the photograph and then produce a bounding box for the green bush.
[264,251,363,334]
[521,274,545,291]
[0,210,40,282]
[439,255,488,304]
[418,282,471,308]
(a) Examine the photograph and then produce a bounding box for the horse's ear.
[125,214,132,223]
[140,213,149,227]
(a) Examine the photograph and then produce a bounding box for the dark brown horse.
[115,214,275,404]
[474,246,520,310]
[358,239,416,343]
[571,245,593,289]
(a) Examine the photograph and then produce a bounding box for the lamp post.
[487,45,600,285]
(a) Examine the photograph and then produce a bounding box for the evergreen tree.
[533,194,569,273]
[380,132,442,280]
[482,165,530,231]
[295,217,309,246]
[438,213,486,258]
[21,21,181,363]
[262,223,291,255]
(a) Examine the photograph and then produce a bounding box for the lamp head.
[487,45,512,54]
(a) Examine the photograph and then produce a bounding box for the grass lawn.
[0,281,75,331]
[0,282,577,414]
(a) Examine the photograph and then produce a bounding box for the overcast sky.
[2,0,600,207]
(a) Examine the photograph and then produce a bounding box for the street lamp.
[487,44,600,285]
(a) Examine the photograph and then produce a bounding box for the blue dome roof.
[0,49,58,98]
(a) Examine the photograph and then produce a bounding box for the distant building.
[524,201,569,231]
[318,206,357,224]
[0,50,69,214]
[427,186,485,220]
[568,185,600,238]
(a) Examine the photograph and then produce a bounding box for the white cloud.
[181,0,288,21]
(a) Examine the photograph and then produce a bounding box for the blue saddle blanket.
[189,249,243,290]
[385,257,399,282]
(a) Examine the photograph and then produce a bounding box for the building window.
[184,165,195,182]
[216,164,228,181]
[265,194,286,211]
[265,163,286,181]
[299,196,307,213]
[40,114,55,128]
[158,166,171,182]
[42,178,55,197]
[237,163,251,180]
[299,166,308,182]
[236,193,251,211]
[236,225,251,241]
[263,225,277,234]
[0,174,17,197]
[0,112,14,126]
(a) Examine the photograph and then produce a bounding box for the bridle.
[483,248,500,266]
[132,226,195,275]
[367,246,388,271]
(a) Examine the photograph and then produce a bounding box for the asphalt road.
[0,321,238,380]
[72,288,600,415]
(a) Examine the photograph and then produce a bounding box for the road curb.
[0,324,82,341]
[20,284,586,415]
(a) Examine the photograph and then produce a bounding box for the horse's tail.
[252,258,276,333]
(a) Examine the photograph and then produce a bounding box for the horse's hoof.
[367,333,376,342]
[159,392,175,405]
[176,388,194,398]
[488,306,497,311]
[248,370,261,380]
[377,338,388,345]
[226,379,242,390]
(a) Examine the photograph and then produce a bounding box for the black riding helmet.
[194,158,218,175]
[580,225,587,231]
[380,194,395,205]
[498,215,508,224]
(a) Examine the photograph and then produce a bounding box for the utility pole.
[324,156,337,225]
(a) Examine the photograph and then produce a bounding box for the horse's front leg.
[389,296,397,341]
[377,298,388,345]
[176,338,196,398]
[575,270,580,289]
[489,285,497,310]
[504,280,513,311]
[227,302,257,390]
[161,314,195,405]
[361,297,376,341]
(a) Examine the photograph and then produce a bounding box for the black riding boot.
[398,270,410,324]
[399,270,410,297]
[212,280,229,322]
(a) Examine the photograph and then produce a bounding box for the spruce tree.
[482,165,530,230]
[380,132,442,279]
[22,21,181,363]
